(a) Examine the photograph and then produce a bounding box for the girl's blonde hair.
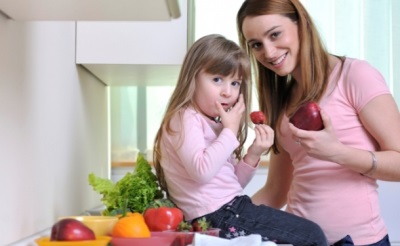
[237,0,343,153]
[153,34,251,194]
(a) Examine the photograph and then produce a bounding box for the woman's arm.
[347,94,400,180]
[291,94,400,181]
[251,150,293,209]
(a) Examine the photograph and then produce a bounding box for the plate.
[35,236,111,246]
[111,234,179,246]
[162,228,221,246]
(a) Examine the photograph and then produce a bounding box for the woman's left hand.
[289,109,344,161]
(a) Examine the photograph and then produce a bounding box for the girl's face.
[242,14,300,79]
[193,70,242,119]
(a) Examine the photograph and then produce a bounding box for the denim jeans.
[201,195,328,246]
[332,234,391,246]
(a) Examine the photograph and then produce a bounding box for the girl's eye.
[212,77,222,83]
[232,81,241,87]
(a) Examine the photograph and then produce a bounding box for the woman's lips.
[271,53,287,66]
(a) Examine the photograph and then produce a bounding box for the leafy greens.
[88,153,163,215]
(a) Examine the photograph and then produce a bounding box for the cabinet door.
[76,1,187,65]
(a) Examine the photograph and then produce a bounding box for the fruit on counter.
[176,217,211,232]
[111,212,151,238]
[289,101,324,131]
[172,218,219,245]
[250,111,266,124]
[192,217,211,232]
[143,199,184,231]
[50,218,95,241]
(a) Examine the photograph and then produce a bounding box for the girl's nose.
[221,85,231,97]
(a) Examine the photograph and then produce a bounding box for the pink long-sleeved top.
[160,107,258,220]
[280,58,390,245]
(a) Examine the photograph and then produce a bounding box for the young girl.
[153,34,328,245]
[237,0,400,245]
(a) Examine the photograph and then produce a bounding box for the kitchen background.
[0,0,399,245]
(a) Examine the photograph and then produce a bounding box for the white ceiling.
[0,0,180,21]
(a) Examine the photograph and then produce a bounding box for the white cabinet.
[75,0,189,86]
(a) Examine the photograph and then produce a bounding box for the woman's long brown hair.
[237,0,342,153]
[153,34,251,194]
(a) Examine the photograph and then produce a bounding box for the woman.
[236,0,400,245]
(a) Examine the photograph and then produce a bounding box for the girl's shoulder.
[174,107,204,126]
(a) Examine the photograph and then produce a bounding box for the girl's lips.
[220,103,231,111]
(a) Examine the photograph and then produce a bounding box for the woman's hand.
[289,109,345,162]
[245,124,274,166]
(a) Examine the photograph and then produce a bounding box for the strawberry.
[250,111,266,124]
[177,221,193,232]
[191,217,211,232]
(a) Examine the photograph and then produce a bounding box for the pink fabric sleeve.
[171,110,240,184]
[343,60,391,113]
[234,159,258,188]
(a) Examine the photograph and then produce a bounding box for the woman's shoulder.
[343,57,378,73]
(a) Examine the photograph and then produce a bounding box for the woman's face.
[242,14,300,78]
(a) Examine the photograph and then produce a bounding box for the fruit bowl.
[35,236,111,246]
[58,216,118,236]
[162,228,221,246]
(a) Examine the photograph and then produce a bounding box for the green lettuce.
[88,153,163,215]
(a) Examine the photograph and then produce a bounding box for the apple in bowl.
[50,218,95,241]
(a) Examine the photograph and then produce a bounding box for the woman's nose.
[263,44,276,59]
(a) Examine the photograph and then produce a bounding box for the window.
[110,0,399,163]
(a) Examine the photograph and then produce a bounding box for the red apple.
[50,218,95,241]
[289,102,324,131]
[250,111,266,124]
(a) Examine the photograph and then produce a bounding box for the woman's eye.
[271,31,281,39]
[250,42,262,50]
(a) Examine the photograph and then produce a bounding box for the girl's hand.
[289,109,344,161]
[216,94,245,135]
[245,124,274,166]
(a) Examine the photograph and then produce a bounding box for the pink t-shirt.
[160,107,258,220]
[280,58,390,244]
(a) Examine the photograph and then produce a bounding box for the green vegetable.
[88,153,163,215]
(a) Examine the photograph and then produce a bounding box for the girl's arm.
[251,150,293,209]
[235,124,274,187]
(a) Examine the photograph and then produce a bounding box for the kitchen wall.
[0,15,108,245]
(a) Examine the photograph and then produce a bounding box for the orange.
[116,212,140,219]
[111,213,151,238]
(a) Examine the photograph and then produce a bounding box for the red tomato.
[144,207,184,231]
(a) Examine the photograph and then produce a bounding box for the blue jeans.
[332,234,391,246]
[200,195,328,246]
